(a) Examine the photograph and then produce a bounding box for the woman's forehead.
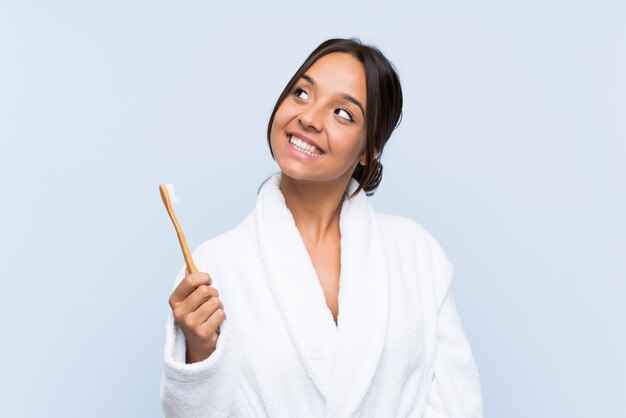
[302,53,366,107]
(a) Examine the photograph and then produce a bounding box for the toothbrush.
[160,183,222,335]
[159,183,198,274]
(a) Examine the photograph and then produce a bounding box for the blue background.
[1,1,624,417]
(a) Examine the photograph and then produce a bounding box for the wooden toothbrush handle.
[159,185,198,274]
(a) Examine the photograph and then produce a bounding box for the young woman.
[160,37,484,417]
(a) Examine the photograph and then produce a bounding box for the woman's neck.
[279,173,350,245]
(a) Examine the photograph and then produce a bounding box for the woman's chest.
[215,223,435,386]
[307,244,341,326]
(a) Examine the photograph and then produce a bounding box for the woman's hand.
[168,269,227,364]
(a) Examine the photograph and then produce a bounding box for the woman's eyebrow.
[301,74,365,117]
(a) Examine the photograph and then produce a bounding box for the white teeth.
[289,135,323,156]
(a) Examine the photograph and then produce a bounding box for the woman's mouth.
[286,134,324,157]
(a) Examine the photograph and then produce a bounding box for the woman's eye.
[336,108,354,122]
[293,87,308,100]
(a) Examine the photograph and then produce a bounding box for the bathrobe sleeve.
[423,236,484,418]
[160,262,237,418]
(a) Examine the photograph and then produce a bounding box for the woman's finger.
[187,296,224,328]
[199,308,227,336]
[177,285,220,316]
[169,272,213,308]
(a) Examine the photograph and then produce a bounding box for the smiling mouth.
[287,134,324,156]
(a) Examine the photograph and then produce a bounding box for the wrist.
[185,345,215,364]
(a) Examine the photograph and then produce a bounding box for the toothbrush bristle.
[164,184,178,203]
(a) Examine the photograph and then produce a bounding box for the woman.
[160,38,484,417]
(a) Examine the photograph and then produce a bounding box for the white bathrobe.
[160,172,483,418]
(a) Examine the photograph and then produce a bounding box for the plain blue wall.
[1,1,624,417]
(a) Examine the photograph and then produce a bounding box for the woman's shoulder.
[375,212,452,264]
[375,212,455,300]
[192,212,254,260]
[376,212,438,244]
[178,213,253,289]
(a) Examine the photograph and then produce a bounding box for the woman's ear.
[358,153,366,166]
[358,147,378,166]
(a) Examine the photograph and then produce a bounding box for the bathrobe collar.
[254,172,390,417]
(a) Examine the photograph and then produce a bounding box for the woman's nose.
[298,103,323,132]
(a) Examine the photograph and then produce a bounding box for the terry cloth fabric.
[160,172,484,417]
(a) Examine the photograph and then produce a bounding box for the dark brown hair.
[266,37,403,197]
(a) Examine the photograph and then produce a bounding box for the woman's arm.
[423,234,484,418]
[424,282,484,417]
[160,264,236,418]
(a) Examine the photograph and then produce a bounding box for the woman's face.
[270,52,368,185]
